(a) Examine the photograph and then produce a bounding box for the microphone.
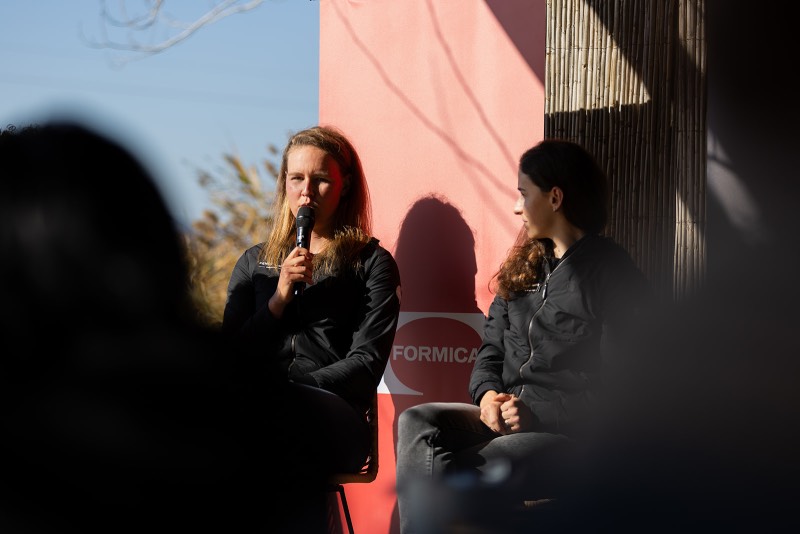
[294,206,315,296]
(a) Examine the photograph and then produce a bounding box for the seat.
[326,392,379,534]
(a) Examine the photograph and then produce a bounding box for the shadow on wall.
[485,0,546,81]
[389,194,486,532]
[393,194,482,314]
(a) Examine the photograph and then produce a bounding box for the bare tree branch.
[81,0,265,67]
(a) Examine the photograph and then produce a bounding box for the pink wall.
[320,1,546,531]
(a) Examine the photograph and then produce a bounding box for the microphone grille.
[296,206,315,229]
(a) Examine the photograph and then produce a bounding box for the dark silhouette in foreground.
[0,120,322,533]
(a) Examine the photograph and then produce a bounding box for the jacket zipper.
[287,333,297,375]
[288,299,303,375]
[519,258,561,379]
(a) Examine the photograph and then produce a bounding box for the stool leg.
[336,485,354,534]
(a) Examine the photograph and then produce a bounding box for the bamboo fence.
[545,0,706,301]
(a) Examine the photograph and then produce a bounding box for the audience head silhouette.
[0,121,191,345]
[0,119,277,533]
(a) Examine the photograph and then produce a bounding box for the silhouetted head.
[0,120,190,340]
[394,194,478,312]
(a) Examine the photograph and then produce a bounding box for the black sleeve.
[469,295,507,406]
[221,245,280,341]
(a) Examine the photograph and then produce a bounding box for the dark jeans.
[395,402,574,534]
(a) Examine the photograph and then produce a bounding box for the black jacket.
[469,234,649,434]
[222,237,401,415]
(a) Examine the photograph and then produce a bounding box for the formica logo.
[380,312,485,402]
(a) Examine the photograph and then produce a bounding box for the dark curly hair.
[492,139,608,299]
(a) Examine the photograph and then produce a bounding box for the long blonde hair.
[260,125,373,270]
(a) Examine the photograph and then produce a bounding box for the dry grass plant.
[183,145,280,328]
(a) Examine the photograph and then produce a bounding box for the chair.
[326,393,379,534]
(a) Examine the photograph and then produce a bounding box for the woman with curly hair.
[395,139,649,533]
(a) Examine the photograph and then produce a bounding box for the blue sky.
[0,0,319,228]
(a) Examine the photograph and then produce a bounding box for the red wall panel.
[320,1,546,531]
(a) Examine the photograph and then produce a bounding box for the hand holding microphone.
[294,206,315,297]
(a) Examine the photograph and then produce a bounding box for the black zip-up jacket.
[222,237,401,415]
[469,234,649,434]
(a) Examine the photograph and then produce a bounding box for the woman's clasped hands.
[479,391,533,435]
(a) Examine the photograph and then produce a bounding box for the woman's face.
[514,171,557,240]
[285,145,348,235]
